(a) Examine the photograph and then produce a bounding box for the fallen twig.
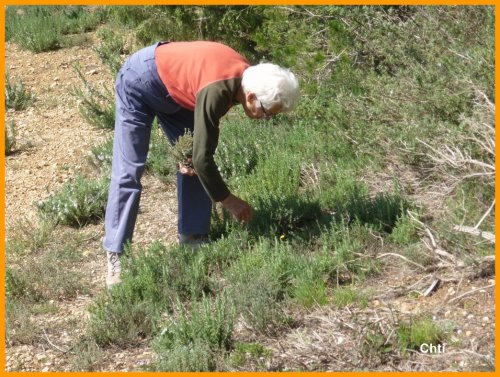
[446,283,495,305]
[376,253,425,270]
[43,329,71,354]
[453,225,495,243]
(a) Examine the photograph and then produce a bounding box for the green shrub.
[89,292,162,347]
[397,316,449,352]
[5,75,36,110]
[88,241,217,347]
[5,230,89,305]
[73,65,115,130]
[94,27,127,76]
[88,244,169,346]
[106,5,155,28]
[233,151,323,238]
[292,273,329,309]
[37,174,109,227]
[216,114,276,182]
[317,164,410,232]
[388,212,419,245]
[228,342,272,369]
[146,121,177,182]
[5,120,17,155]
[87,135,113,172]
[148,339,217,372]
[331,286,367,308]
[317,222,378,284]
[170,129,194,169]
[225,239,295,334]
[151,294,236,371]
[6,6,105,52]
[5,301,40,346]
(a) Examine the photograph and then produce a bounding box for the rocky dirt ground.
[4,34,496,371]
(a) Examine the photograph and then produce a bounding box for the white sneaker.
[106,252,122,289]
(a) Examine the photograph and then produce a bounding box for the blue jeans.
[103,42,212,253]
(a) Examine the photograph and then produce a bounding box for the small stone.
[483,316,489,322]
[36,354,46,361]
[467,314,474,320]
[466,331,472,336]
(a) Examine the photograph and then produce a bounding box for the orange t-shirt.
[154,41,250,111]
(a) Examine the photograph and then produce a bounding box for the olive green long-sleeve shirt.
[192,78,242,202]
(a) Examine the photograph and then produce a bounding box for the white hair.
[241,63,300,112]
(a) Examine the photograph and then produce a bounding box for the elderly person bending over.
[103,41,300,288]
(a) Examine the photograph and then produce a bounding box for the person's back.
[155,41,250,111]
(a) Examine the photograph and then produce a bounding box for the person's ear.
[245,92,257,103]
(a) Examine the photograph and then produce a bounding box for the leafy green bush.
[88,244,169,346]
[233,151,323,238]
[94,27,127,76]
[5,75,36,110]
[5,120,17,155]
[5,228,89,306]
[157,293,235,351]
[397,316,450,352]
[225,239,295,334]
[6,6,105,52]
[228,342,272,369]
[146,121,177,182]
[388,212,419,245]
[73,65,115,130]
[331,286,368,308]
[88,241,218,347]
[89,292,162,347]
[37,174,109,227]
[292,272,329,309]
[87,135,113,172]
[316,222,379,284]
[149,293,235,371]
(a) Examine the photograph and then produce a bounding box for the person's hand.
[221,193,253,223]
[179,158,196,176]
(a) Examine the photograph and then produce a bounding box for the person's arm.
[192,81,232,202]
[192,79,253,222]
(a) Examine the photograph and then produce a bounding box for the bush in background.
[5,120,18,155]
[5,75,36,111]
[5,6,106,52]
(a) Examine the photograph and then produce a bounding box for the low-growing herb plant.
[5,120,17,155]
[5,75,36,111]
[37,174,109,227]
[171,129,194,169]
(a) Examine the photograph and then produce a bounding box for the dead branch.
[453,225,495,243]
[446,283,495,305]
[407,211,460,266]
[42,329,72,354]
[375,252,425,270]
